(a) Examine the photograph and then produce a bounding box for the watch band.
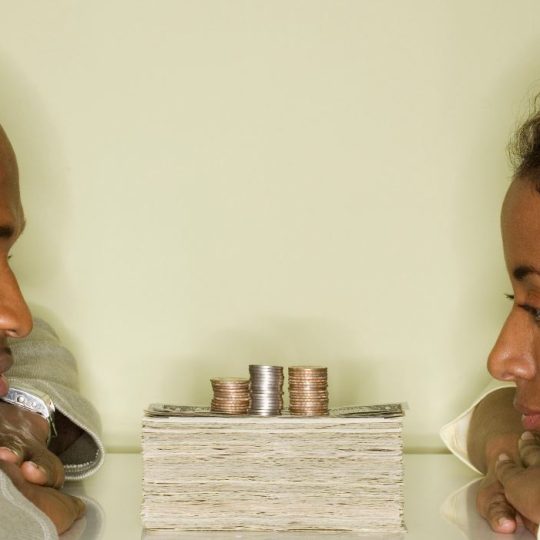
[0,386,57,445]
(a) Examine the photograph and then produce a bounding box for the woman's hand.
[494,432,540,536]
[476,459,519,533]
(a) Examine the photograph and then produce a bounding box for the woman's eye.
[505,293,515,301]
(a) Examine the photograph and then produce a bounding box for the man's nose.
[0,266,32,339]
[488,309,536,382]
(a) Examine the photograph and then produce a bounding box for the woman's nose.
[488,309,536,382]
[0,266,32,339]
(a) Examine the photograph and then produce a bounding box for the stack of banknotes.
[141,403,405,534]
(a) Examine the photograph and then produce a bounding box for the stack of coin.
[210,377,250,415]
[288,366,329,416]
[248,365,284,416]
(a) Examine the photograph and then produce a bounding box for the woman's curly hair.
[509,95,540,181]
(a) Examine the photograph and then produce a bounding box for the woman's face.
[488,178,540,431]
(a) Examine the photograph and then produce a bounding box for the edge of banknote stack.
[141,404,405,534]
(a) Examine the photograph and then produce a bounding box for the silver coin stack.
[248,364,284,416]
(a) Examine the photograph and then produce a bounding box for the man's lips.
[0,344,12,397]
[0,347,12,373]
[0,375,7,397]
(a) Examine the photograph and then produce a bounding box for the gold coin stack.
[288,366,329,416]
[210,377,250,415]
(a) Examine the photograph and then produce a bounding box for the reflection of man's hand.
[495,432,540,537]
[0,460,85,534]
[0,401,86,533]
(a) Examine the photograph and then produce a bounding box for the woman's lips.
[517,403,540,431]
[522,413,540,431]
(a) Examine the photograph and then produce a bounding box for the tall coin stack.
[288,366,329,416]
[210,377,250,415]
[248,365,284,416]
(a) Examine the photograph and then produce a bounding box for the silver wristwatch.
[0,386,57,445]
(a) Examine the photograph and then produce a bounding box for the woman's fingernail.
[498,453,511,462]
[498,517,514,529]
[26,461,39,469]
[521,431,534,440]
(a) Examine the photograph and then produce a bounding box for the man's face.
[488,178,540,431]
[0,127,32,395]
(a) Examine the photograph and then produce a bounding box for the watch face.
[1,387,53,419]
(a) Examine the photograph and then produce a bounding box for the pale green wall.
[0,1,538,452]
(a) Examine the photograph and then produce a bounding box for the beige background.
[0,1,538,452]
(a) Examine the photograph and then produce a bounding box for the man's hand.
[0,460,84,534]
[494,432,540,536]
[0,401,86,533]
[0,401,64,487]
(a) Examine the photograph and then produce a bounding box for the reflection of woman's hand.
[476,465,518,534]
[495,432,540,536]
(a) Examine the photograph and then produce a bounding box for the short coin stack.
[288,365,329,416]
[210,377,250,415]
[248,365,284,416]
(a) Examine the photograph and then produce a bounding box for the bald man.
[0,125,103,538]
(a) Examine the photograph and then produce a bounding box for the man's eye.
[505,293,515,301]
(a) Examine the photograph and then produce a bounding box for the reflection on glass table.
[441,478,534,540]
[56,454,540,540]
[142,532,405,540]
[60,485,104,540]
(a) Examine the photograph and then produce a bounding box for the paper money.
[145,404,219,417]
[142,406,405,533]
[329,403,405,418]
[145,402,405,419]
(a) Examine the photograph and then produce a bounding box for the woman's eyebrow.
[513,265,540,280]
[0,219,26,239]
[0,225,15,239]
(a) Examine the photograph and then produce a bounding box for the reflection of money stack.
[210,378,250,414]
[142,403,405,534]
[288,365,328,416]
[248,365,283,416]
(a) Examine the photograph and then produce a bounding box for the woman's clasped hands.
[478,431,540,537]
